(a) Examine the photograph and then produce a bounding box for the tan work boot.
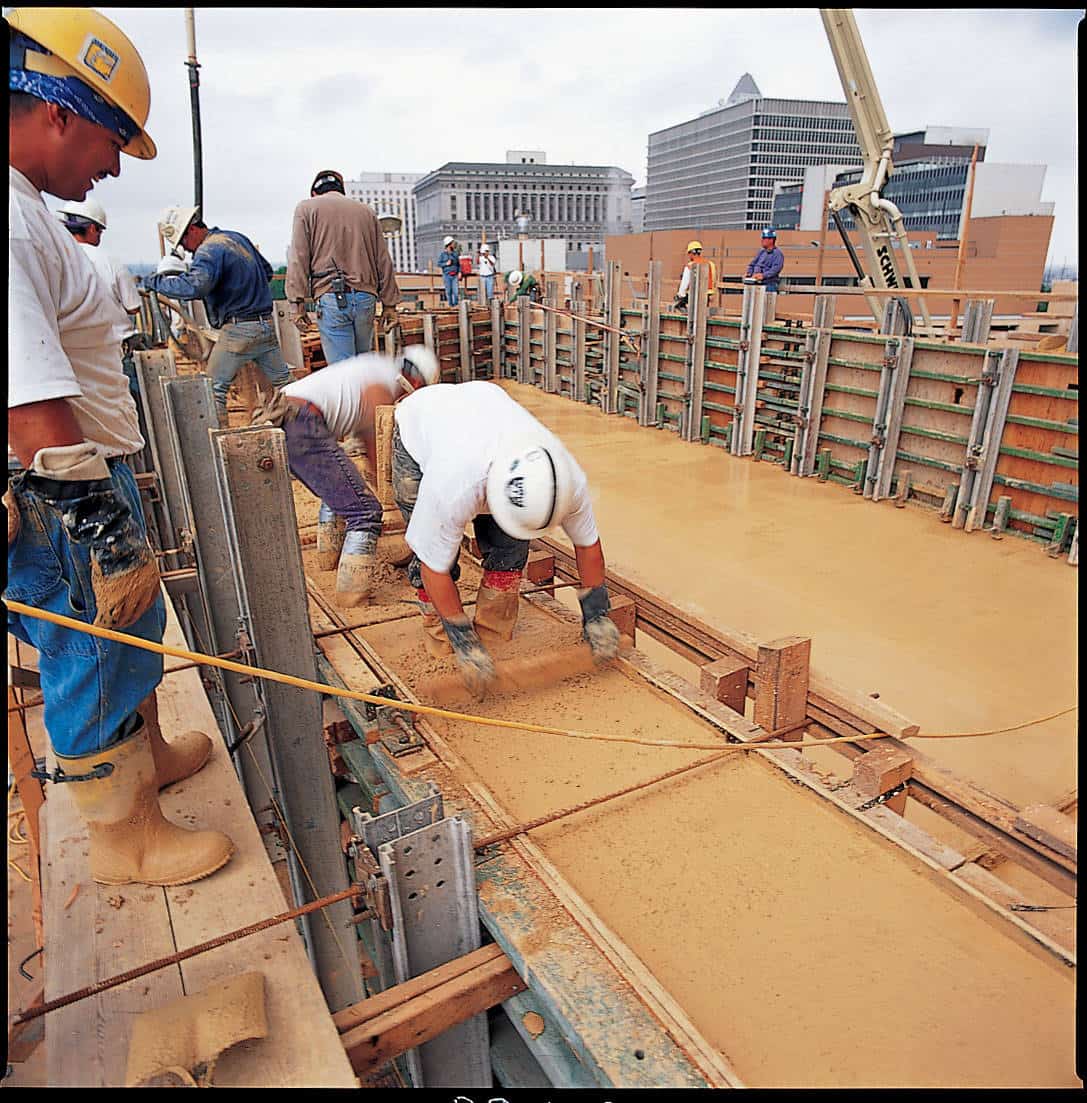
[137,692,212,790]
[473,571,522,645]
[57,723,235,887]
[316,506,346,571]
[335,531,378,608]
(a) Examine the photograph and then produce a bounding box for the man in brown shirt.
[286,168,401,364]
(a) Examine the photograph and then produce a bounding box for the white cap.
[58,198,108,229]
[508,270,523,288]
[442,235,455,246]
[486,436,575,541]
[159,205,199,247]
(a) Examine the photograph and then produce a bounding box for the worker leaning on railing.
[6,6,235,889]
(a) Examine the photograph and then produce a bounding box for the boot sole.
[91,842,236,888]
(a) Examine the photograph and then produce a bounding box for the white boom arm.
[820,8,932,330]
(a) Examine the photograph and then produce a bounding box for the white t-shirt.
[394,381,599,572]
[79,242,141,341]
[282,352,401,441]
[477,252,497,277]
[8,168,142,458]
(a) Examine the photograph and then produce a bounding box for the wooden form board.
[35,596,355,1087]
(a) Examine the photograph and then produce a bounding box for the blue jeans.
[208,318,290,419]
[317,290,376,365]
[480,274,495,302]
[283,406,382,538]
[391,425,526,591]
[5,459,166,758]
[442,273,459,307]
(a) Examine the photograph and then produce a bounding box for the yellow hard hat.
[686,240,703,252]
[7,7,156,159]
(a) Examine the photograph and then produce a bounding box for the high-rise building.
[644,75,862,232]
[770,127,1052,241]
[345,172,422,272]
[631,186,646,234]
[412,152,634,271]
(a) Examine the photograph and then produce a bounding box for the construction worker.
[6,7,234,887]
[252,346,440,606]
[286,168,401,364]
[673,241,717,311]
[391,381,621,697]
[56,198,146,399]
[745,227,785,292]
[506,269,540,303]
[438,236,461,307]
[476,243,497,303]
[143,206,291,428]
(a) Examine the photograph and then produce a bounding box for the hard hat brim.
[123,129,157,160]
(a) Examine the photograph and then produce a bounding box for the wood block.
[753,635,810,735]
[1014,804,1076,861]
[607,594,636,639]
[851,746,914,802]
[699,657,750,714]
[374,405,396,509]
[525,549,556,585]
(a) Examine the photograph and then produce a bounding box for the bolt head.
[257,457,273,471]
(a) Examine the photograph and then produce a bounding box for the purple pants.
[283,405,382,536]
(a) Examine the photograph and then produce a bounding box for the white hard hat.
[58,198,108,229]
[508,270,523,288]
[399,345,440,393]
[159,205,199,247]
[486,436,575,542]
[442,235,455,247]
[480,243,490,253]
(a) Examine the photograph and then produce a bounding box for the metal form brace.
[457,300,472,384]
[544,280,560,394]
[865,333,915,501]
[639,261,662,427]
[604,261,622,414]
[793,297,836,477]
[517,295,532,385]
[961,300,995,345]
[961,348,1020,532]
[490,297,504,381]
[681,264,708,443]
[349,794,489,1088]
[732,283,766,456]
[572,296,588,402]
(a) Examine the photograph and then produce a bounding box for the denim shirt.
[746,246,784,283]
[143,228,274,328]
[438,249,460,277]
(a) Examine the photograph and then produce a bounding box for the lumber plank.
[340,951,526,1076]
[332,943,505,1033]
[153,599,356,1087]
[1014,804,1076,861]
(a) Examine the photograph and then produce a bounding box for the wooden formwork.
[478,278,1078,559]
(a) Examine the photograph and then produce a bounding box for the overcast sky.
[56,7,1082,269]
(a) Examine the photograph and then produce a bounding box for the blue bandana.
[9,32,139,145]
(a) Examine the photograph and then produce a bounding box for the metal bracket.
[362,684,425,756]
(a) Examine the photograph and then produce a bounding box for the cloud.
[85,6,1078,270]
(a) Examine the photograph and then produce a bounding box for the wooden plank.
[1014,804,1076,861]
[754,636,811,736]
[374,405,397,511]
[333,943,506,1034]
[153,599,358,1087]
[340,950,526,1076]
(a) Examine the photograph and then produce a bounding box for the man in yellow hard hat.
[6,8,234,887]
[673,240,717,312]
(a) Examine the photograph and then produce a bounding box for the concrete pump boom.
[820,8,933,331]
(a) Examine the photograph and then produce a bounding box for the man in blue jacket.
[145,206,291,426]
[438,236,460,307]
[745,227,785,292]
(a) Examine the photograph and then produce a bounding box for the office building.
[346,171,422,271]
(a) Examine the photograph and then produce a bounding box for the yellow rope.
[3,599,1076,753]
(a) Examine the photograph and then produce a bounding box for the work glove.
[156,253,189,276]
[441,615,497,699]
[25,444,161,630]
[291,305,312,333]
[577,585,620,662]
